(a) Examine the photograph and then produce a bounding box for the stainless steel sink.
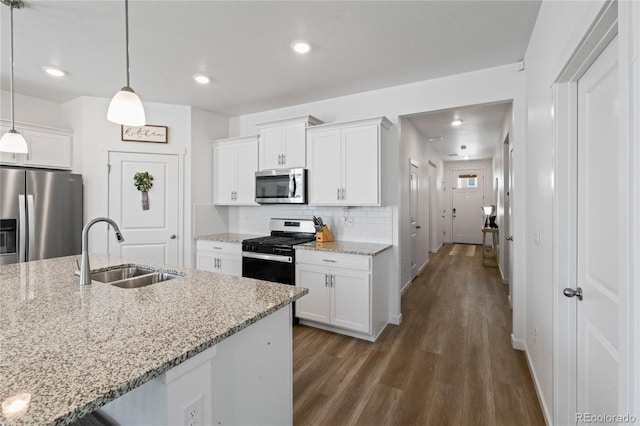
[75,265,182,288]
[90,266,155,283]
[110,272,180,289]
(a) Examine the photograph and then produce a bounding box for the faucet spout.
[80,217,125,285]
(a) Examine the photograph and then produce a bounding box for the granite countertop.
[295,240,392,256]
[0,255,307,426]
[195,233,261,243]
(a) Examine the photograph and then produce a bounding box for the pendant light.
[107,0,145,126]
[0,0,28,154]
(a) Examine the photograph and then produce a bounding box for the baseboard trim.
[511,333,526,351]
[418,259,429,274]
[522,342,552,426]
[401,279,412,294]
[389,313,402,325]
[508,294,513,309]
[430,242,442,254]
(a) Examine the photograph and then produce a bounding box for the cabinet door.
[23,130,72,169]
[197,252,221,273]
[259,126,283,170]
[307,129,343,204]
[219,254,242,277]
[213,143,236,204]
[282,122,306,168]
[331,268,371,333]
[295,264,331,323]
[342,124,379,205]
[235,141,258,204]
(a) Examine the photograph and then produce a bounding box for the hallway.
[292,244,545,425]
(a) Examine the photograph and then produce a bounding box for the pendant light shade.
[0,129,28,154]
[107,87,145,126]
[0,0,29,154]
[107,0,145,126]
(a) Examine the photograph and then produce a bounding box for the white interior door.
[108,152,180,266]
[429,163,438,252]
[451,169,484,244]
[574,35,620,417]
[410,162,419,281]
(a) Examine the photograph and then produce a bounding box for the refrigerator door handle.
[27,195,35,261]
[18,194,26,262]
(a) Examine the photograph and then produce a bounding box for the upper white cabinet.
[307,116,391,206]
[212,136,258,205]
[257,115,322,170]
[0,122,72,169]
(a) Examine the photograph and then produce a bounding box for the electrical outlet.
[183,396,203,426]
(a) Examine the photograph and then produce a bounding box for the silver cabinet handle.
[506,236,514,241]
[322,259,337,263]
[282,154,285,165]
[337,188,340,200]
[341,188,345,200]
[325,274,329,287]
[170,234,176,239]
[331,274,335,287]
[563,287,583,300]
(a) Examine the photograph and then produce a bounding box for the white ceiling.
[0,0,540,118]
[406,101,512,162]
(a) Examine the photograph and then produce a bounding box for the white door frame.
[104,149,185,266]
[552,1,639,423]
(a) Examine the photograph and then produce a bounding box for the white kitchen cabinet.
[257,115,321,170]
[0,123,72,169]
[196,240,242,277]
[307,116,391,206]
[212,136,258,205]
[296,250,376,338]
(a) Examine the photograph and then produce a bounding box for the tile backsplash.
[229,205,393,243]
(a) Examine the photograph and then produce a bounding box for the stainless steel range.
[241,218,316,285]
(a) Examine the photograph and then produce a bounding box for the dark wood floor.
[292,244,545,426]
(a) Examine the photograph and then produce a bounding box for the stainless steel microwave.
[255,168,307,204]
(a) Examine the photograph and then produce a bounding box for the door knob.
[506,236,513,241]
[170,234,176,239]
[563,287,583,301]
[416,225,421,229]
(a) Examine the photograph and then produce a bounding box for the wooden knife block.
[316,225,334,242]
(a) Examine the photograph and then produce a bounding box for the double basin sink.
[77,265,182,289]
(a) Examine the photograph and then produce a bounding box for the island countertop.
[0,254,307,426]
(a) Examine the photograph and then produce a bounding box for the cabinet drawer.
[296,250,370,271]
[196,240,241,255]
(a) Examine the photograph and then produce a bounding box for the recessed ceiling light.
[193,74,210,84]
[451,119,463,127]
[291,40,311,54]
[42,66,65,77]
[464,156,469,160]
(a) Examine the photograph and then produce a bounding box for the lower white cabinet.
[296,249,390,341]
[196,240,242,277]
[297,263,370,333]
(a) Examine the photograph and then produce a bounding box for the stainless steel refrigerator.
[0,167,83,265]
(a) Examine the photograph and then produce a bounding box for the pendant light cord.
[9,2,16,130]
[125,0,130,88]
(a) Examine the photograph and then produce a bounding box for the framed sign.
[121,125,168,143]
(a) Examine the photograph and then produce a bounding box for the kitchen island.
[0,254,307,425]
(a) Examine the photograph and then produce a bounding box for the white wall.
[230,63,525,326]
[398,117,445,289]
[522,0,609,421]
[1,91,70,129]
[492,103,513,282]
[62,96,194,265]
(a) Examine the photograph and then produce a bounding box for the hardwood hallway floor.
[292,244,545,426]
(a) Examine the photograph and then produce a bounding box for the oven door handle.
[242,252,293,263]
